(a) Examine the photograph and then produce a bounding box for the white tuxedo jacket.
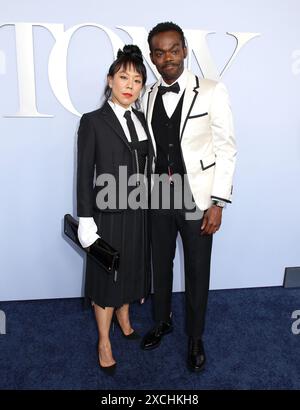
[143,70,237,211]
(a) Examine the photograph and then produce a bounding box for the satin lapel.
[180,73,200,140]
[101,102,131,150]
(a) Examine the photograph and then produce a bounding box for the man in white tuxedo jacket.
[141,22,237,372]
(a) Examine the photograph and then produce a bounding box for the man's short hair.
[148,22,186,51]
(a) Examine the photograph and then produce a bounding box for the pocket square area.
[188,112,208,119]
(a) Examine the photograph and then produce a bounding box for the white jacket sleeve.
[78,217,100,248]
[210,82,237,202]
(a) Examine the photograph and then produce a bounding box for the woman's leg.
[115,303,134,336]
[93,304,116,367]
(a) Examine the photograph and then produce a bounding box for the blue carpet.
[0,287,299,390]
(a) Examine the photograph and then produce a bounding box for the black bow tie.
[158,82,180,95]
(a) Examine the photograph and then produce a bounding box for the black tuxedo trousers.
[151,187,213,337]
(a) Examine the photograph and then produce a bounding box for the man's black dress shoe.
[141,320,173,350]
[187,337,206,372]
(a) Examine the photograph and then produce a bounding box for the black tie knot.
[158,82,180,95]
[124,110,132,120]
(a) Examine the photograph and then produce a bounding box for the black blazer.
[77,101,155,216]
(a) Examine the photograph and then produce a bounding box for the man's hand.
[201,205,223,235]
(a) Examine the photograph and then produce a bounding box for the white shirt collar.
[160,68,188,91]
[108,100,133,116]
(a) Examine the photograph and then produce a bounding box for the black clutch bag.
[64,214,120,282]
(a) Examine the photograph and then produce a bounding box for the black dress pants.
[151,202,213,337]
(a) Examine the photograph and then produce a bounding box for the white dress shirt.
[78,101,147,248]
[160,68,188,118]
[107,100,148,141]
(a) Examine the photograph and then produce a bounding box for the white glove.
[78,217,100,248]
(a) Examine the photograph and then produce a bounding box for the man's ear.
[183,46,188,59]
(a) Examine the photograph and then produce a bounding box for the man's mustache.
[162,63,178,69]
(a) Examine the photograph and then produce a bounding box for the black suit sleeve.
[77,114,96,217]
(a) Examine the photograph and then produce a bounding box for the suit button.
[136,181,140,186]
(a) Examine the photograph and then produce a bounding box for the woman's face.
[108,65,143,108]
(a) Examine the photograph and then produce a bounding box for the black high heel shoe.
[99,362,117,376]
[98,350,117,376]
[112,312,141,340]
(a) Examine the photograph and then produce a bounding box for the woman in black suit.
[76,45,154,373]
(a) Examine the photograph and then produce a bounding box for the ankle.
[98,343,115,364]
[98,339,111,350]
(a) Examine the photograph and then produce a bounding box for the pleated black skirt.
[84,208,150,308]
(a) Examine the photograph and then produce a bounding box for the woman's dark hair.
[148,21,186,51]
[104,44,147,101]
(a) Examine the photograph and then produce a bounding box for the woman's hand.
[78,217,100,248]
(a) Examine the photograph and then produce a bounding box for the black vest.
[151,92,185,176]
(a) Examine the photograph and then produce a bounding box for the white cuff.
[78,217,100,248]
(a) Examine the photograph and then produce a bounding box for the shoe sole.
[142,328,173,351]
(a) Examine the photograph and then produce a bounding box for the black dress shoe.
[187,337,206,372]
[141,320,173,350]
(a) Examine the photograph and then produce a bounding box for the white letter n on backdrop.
[119,26,260,81]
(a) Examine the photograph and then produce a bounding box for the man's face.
[150,30,187,84]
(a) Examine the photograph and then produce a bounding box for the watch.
[212,200,226,208]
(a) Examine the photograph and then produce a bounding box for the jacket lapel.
[145,72,200,144]
[101,101,131,150]
[180,72,200,140]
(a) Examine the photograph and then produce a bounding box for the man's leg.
[177,210,213,371]
[151,209,178,322]
[141,209,177,350]
[178,211,213,336]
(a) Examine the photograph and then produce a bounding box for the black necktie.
[158,82,180,95]
[124,110,139,143]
